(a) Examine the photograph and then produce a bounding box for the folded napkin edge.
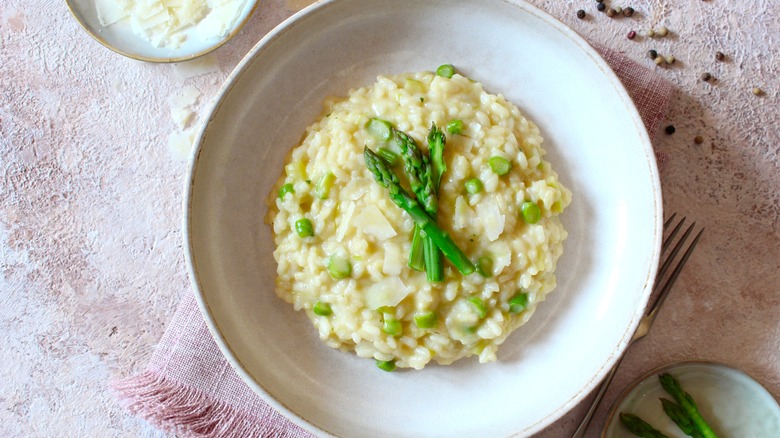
[113,370,283,437]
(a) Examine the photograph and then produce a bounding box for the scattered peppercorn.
[665,125,676,135]
[607,8,616,17]
[715,51,725,61]
[657,26,669,37]
[623,7,634,17]
[654,56,665,66]
[627,30,637,39]
[752,87,763,96]
[665,55,676,64]
[596,0,604,3]
[648,49,658,59]
[597,3,606,12]
[701,72,712,81]
[577,9,586,19]
[694,135,704,145]
[647,28,655,37]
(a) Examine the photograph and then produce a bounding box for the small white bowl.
[185,0,663,436]
[66,0,259,62]
[603,361,780,437]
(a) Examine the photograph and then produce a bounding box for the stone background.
[1,0,777,436]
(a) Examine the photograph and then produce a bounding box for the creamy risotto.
[266,69,571,370]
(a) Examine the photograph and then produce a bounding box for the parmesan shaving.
[167,85,201,129]
[94,0,247,49]
[351,205,397,240]
[167,128,196,160]
[365,277,410,310]
[475,197,505,241]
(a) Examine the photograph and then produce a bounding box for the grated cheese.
[95,0,247,49]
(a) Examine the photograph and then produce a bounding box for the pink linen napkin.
[113,44,673,437]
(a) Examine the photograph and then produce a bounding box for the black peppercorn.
[623,7,635,17]
[648,49,658,59]
[715,51,725,61]
[694,136,704,144]
[597,3,606,12]
[665,125,676,135]
[701,72,712,82]
[577,9,586,19]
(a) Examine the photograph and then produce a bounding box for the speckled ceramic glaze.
[185,0,662,436]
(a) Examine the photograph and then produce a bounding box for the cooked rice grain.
[266,71,571,369]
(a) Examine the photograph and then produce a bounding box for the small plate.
[603,361,780,437]
[66,0,259,62]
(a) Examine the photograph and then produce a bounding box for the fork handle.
[570,353,627,438]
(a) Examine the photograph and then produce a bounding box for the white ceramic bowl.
[185,0,663,436]
[66,0,258,62]
[603,361,780,437]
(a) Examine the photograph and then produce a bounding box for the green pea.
[521,201,541,224]
[382,318,403,336]
[489,156,512,176]
[327,255,351,279]
[467,296,487,319]
[313,301,332,316]
[278,183,294,199]
[377,147,399,166]
[315,172,336,199]
[376,359,396,372]
[508,292,529,314]
[366,118,393,141]
[413,311,438,329]
[465,178,483,194]
[436,64,456,78]
[294,218,314,237]
[476,256,493,278]
[446,119,464,135]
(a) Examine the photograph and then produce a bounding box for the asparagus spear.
[392,129,425,271]
[423,123,447,281]
[619,413,670,438]
[395,128,443,281]
[395,129,437,214]
[408,226,425,272]
[661,398,704,438]
[659,373,718,438]
[364,147,475,276]
[428,122,446,190]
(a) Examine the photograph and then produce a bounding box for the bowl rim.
[65,0,261,63]
[183,0,664,435]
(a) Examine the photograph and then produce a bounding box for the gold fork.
[571,213,704,438]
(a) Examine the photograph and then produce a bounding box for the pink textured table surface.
[1,0,777,436]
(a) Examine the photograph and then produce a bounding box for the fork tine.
[661,215,686,253]
[658,220,695,280]
[663,212,677,229]
[648,226,704,314]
